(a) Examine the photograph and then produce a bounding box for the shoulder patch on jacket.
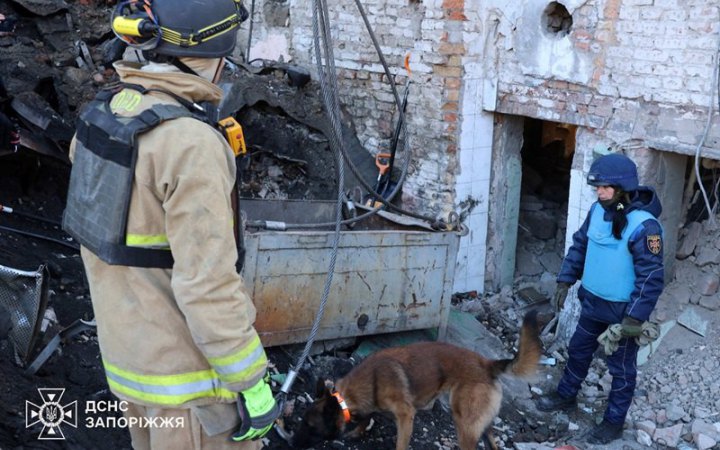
[111,89,143,112]
[647,234,662,255]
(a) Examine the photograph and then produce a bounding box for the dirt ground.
[0,153,131,449]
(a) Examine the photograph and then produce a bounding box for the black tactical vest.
[63,88,204,268]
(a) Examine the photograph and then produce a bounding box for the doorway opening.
[514,118,576,288]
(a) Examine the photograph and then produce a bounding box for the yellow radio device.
[218,117,247,157]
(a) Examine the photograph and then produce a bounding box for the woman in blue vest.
[536,153,664,445]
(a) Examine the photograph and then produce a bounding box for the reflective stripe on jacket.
[103,334,267,405]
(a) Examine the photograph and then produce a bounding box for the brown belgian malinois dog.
[292,310,542,450]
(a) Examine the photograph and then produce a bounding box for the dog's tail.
[490,310,542,379]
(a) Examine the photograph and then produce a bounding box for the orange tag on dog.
[331,391,351,423]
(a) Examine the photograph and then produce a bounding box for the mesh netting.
[0,264,48,364]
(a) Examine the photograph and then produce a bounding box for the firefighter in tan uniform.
[63,1,278,448]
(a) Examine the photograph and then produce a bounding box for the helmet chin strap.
[142,51,201,77]
[599,189,627,210]
[142,51,223,83]
[170,57,200,77]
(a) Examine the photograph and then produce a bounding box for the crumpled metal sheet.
[0,264,48,364]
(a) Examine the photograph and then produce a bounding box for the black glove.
[552,282,571,313]
[620,316,643,337]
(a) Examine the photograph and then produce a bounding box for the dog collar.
[331,391,351,423]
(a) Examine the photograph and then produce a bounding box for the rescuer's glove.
[552,282,572,313]
[620,316,643,337]
[231,375,280,441]
[597,324,623,355]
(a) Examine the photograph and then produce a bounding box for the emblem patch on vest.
[647,235,662,255]
[110,89,142,112]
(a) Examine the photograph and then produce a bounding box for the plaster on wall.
[248,32,292,62]
[516,0,592,83]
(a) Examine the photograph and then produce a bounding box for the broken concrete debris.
[677,307,708,337]
[0,12,16,34]
[472,216,720,449]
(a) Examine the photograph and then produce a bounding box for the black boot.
[535,391,577,412]
[586,419,623,445]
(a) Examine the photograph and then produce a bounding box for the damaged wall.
[243,0,720,293]
[5,0,712,293]
[478,0,720,292]
[245,0,489,291]
[243,0,467,214]
[490,0,720,157]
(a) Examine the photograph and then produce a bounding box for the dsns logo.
[26,388,77,440]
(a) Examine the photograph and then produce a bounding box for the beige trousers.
[124,403,262,450]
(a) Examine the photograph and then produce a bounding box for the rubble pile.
[0,0,116,160]
[514,188,569,299]
[623,218,720,450]
[453,216,720,450]
[661,219,720,313]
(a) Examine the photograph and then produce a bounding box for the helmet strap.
[141,51,200,77]
[170,58,200,77]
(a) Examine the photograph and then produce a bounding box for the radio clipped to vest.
[218,116,247,157]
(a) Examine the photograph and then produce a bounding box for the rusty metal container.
[239,199,461,347]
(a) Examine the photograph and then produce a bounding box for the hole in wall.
[542,1,573,37]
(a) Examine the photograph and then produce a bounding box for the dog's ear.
[314,378,325,398]
[314,378,330,398]
[294,380,343,447]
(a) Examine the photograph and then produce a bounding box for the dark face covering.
[599,188,629,239]
[599,188,624,210]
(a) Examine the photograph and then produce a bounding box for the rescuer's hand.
[552,282,572,313]
[620,316,643,337]
[231,376,280,441]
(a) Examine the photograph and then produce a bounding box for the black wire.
[0,225,79,251]
[2,209,62,227]
[245,0,256,62]
[253,0,446,230]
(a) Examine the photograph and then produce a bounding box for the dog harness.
[331,390,351,423]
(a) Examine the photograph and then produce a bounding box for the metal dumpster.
[239,199,461,347]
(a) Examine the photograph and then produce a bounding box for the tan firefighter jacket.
[69,61,268,415]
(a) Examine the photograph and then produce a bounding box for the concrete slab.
[678,307,708,337]
[443,309,508,360]
[443,310,533,402]
[637,320,676,366]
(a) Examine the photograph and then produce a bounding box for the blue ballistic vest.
[581,204,657,302]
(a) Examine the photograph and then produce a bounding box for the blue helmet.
[587,153,638,191]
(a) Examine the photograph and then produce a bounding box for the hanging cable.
[277,0,348,404]
[247,0,461,231]
[0,225,79,251]
[244,0,256,62]
[693,29,720,226]
[1,204,62,226]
